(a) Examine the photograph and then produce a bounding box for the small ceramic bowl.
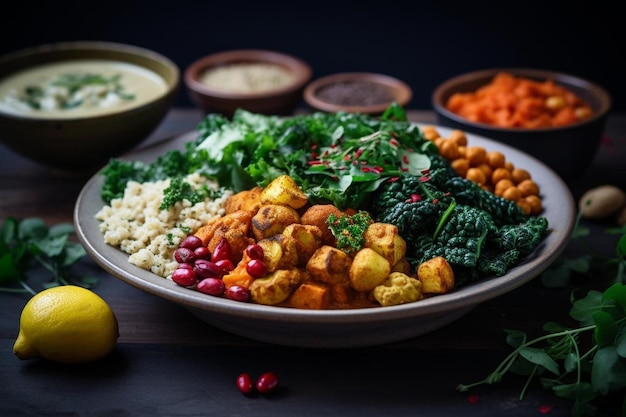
[0,41,179,174]
[432,68,612,181]
[303,72,412,115]
[184,49,312,118]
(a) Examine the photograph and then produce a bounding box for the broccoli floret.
[372,272,423,306]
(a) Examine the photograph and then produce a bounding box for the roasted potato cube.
[300,204,344,245]
[349,248,391,292]
[364,222,407,266]
[257,234,299,272]
[249,268,309,305]
[417,256,455,294]
[224,186,263,215]
[306,245,351,285]
[287,281,331,309]
[260,175,309,209]
[251,204,300,241]
[282,223,323,266]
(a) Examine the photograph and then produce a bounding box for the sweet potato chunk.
[194,210,254,262]
[224,187,263,215]
[287,281,331,309]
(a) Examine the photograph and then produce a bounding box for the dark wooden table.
[1,109,625,417]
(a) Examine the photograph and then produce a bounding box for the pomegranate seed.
[246,259,267,278]
[245,244,264,260]
[174,247,196,263]
[236,373,254,394]
[196,277,225,296]
[177,262,193,270]
[226,285,250,302]
[193,246,211,260]
[194,259,224,279]
[256,372,279,394]
[212,238,232,262]
[215,259,235,273]
[179,235,203,250]
[171,267,197,287]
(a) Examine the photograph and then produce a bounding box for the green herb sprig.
[0,217,96,295]
[458,223,626,417]
[327,211,373,255]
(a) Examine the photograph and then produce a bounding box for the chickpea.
[525,195,543,215]
[492,167,512,184]
[451,158,470,177]
[502,186,522,202]
[486,151,506,168]
[504,161,515,171]
[516,199,532,215]
[434,137,445,148]
[422,126,440,141]
[466,167,487,185]
[439,139,461,160]
[517,179,540,197]
[511,168,531,184]
[494,179,515,196]
[457,145,466,157]
[465,146,487,166]
[447,129,468,147]
[476,163,493,182]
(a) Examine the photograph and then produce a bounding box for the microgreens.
[0,217,96,295]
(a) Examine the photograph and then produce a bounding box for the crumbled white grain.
[95,172,232,278]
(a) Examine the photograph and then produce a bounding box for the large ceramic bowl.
[74,125,575,348]
[184,49,312,118]
[432,68,611,182]
[0,41,179,174]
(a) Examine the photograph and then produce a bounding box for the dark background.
[1,1,624,111]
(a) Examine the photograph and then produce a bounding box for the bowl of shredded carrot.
[432,68,611,181]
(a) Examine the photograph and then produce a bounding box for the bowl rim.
[183,49,313,99]
[0,40,180,122]
[303,72,413,114]
[431,67,612,133]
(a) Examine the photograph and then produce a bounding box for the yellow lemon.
[13,285,119,363]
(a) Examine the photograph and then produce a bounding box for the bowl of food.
[303,72,413,115]
[75,110,574,348]
[0,41,180,174]
[432,68,611,181]
[184,49,312,118]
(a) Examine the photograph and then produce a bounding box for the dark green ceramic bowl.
[0,41,179,174]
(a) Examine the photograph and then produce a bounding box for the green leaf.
[0,217,17,244]
[570,290,604,325]
[519,346,560,375]
[616,328,626,358]
[0,252,21,282]
[593,310,617,347]
[564,352,580,373]
[35,234,69,258]
[551,382,596,402]
[18,217,48,239]
[61,243,86,267]
[603,282,626,307]
[48,223,76,237]
[591,346,626,394]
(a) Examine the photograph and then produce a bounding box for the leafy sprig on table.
[0,217,96,295]
[458,217,626,417]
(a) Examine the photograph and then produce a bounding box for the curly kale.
[372,173,550,287]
